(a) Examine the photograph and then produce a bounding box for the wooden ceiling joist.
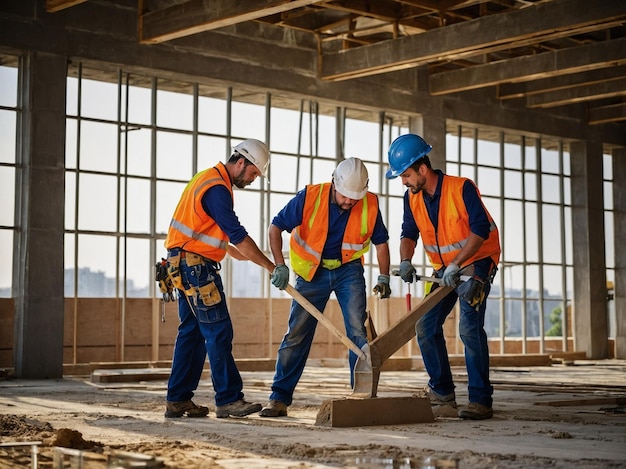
[429,37,626,95]
[588,103,626,124]
[46,0,87,12]
[140,0,326,44]
[320,0,626,80]
[527,77,626,108]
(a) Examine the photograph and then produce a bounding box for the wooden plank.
[329,397,434,427]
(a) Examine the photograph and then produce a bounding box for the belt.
[168,248,220,270]
[321,259,342,270]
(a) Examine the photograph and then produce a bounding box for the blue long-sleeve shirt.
[272,186,389,259]
[201,184,249,245]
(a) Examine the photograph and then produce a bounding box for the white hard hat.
[333,157,369,200]
[233,139,269,177]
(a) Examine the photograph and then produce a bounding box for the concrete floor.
[1,359,625,468]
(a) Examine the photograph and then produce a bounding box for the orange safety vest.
[408,175,500,271]
[289,183,379,281]
[165,162,232,261]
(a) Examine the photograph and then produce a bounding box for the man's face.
[233,159,262,189]
[332,185,360,210]
[400,165,426,194]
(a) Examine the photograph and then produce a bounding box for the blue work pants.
[416,282,493,407]
[269,261,368,406]
[166,258,244,407]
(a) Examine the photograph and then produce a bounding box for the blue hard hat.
[385,134,432,179]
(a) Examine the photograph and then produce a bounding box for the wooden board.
[329,397,434,427]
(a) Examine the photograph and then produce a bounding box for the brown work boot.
[459,402,493,420]
[427,387,457,408]
[215,399,262,418]
[164,400,209,418]
[259,400,288,417]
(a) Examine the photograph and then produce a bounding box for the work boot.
[459,402,493,420]
[258,400,288,417]
[164,400,209,418]
[427,388,457,408]
[215,399,262,418]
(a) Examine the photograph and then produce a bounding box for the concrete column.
[570,141,608,359]
[613,147,626,358]
[409,113,446,170]
[13,52,66,378]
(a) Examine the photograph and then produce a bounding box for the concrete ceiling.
[45,0,626,127]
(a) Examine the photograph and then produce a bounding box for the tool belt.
[165,249,222,307]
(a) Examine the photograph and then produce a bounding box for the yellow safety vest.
[290,183,379,281]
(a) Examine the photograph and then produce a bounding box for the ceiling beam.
[498,65,626,100]
[46,0,87,12]
[527,77,626,108]
[429,38,626,95]
[588,103,626,125]
[140,0,326,44]
[320,0,626,80]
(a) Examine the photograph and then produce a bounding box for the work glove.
[442,263,461,287]
[271,264,289,290]
[399,259,416,283]
[373,274,391,299]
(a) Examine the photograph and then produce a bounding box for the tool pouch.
[155,258,175,301]
[166,253,184,291]
[457,276,486,310]
[197,277,221,307]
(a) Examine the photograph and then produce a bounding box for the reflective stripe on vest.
[164,163,232,261]
[290,183,378,281]
[409,175,500,270]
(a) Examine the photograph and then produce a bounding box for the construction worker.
[259,157,391,417]
[386,133,501,420]
[164,139,281,419]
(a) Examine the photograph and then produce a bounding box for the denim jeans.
[416,280,493,407]
[269,261,368,405]
[166,257,245,407]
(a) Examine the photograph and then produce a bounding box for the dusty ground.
[1,360,625,468]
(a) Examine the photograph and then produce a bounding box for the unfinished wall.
[1,296,587,371]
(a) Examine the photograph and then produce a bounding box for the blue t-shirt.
[272,186,389,259]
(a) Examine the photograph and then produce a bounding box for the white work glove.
[442,263,460,287]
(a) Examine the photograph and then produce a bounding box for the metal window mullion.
[536,138,545,353]
[71,62,83,364]
[559,141,568,351]
[149,77,158,300]
[521,136,528,354]
[498,131,505,354]
[115,68,126,362]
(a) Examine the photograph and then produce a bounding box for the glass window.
[504,169,522,199]
[0,110,16,164]
[124,177,151,234]
[77,173,118,232]
[345,116,380,162]
[156,131,193,180]
[0,229,13,296]
[199,93,227,135]
[81,76,119,121]
[157,80,194,131]
[79,121,119,173]
[127,77,153,126]
[124,237,151,297]
[0,166,15,226]
[198,135,228,171]
[477,134,500,167]
[0,64,18,107]
[542,204,562,264]
[156,180,186,235]
[125,127,152,177]
[76,233,117,297]
[231,100,266,141]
